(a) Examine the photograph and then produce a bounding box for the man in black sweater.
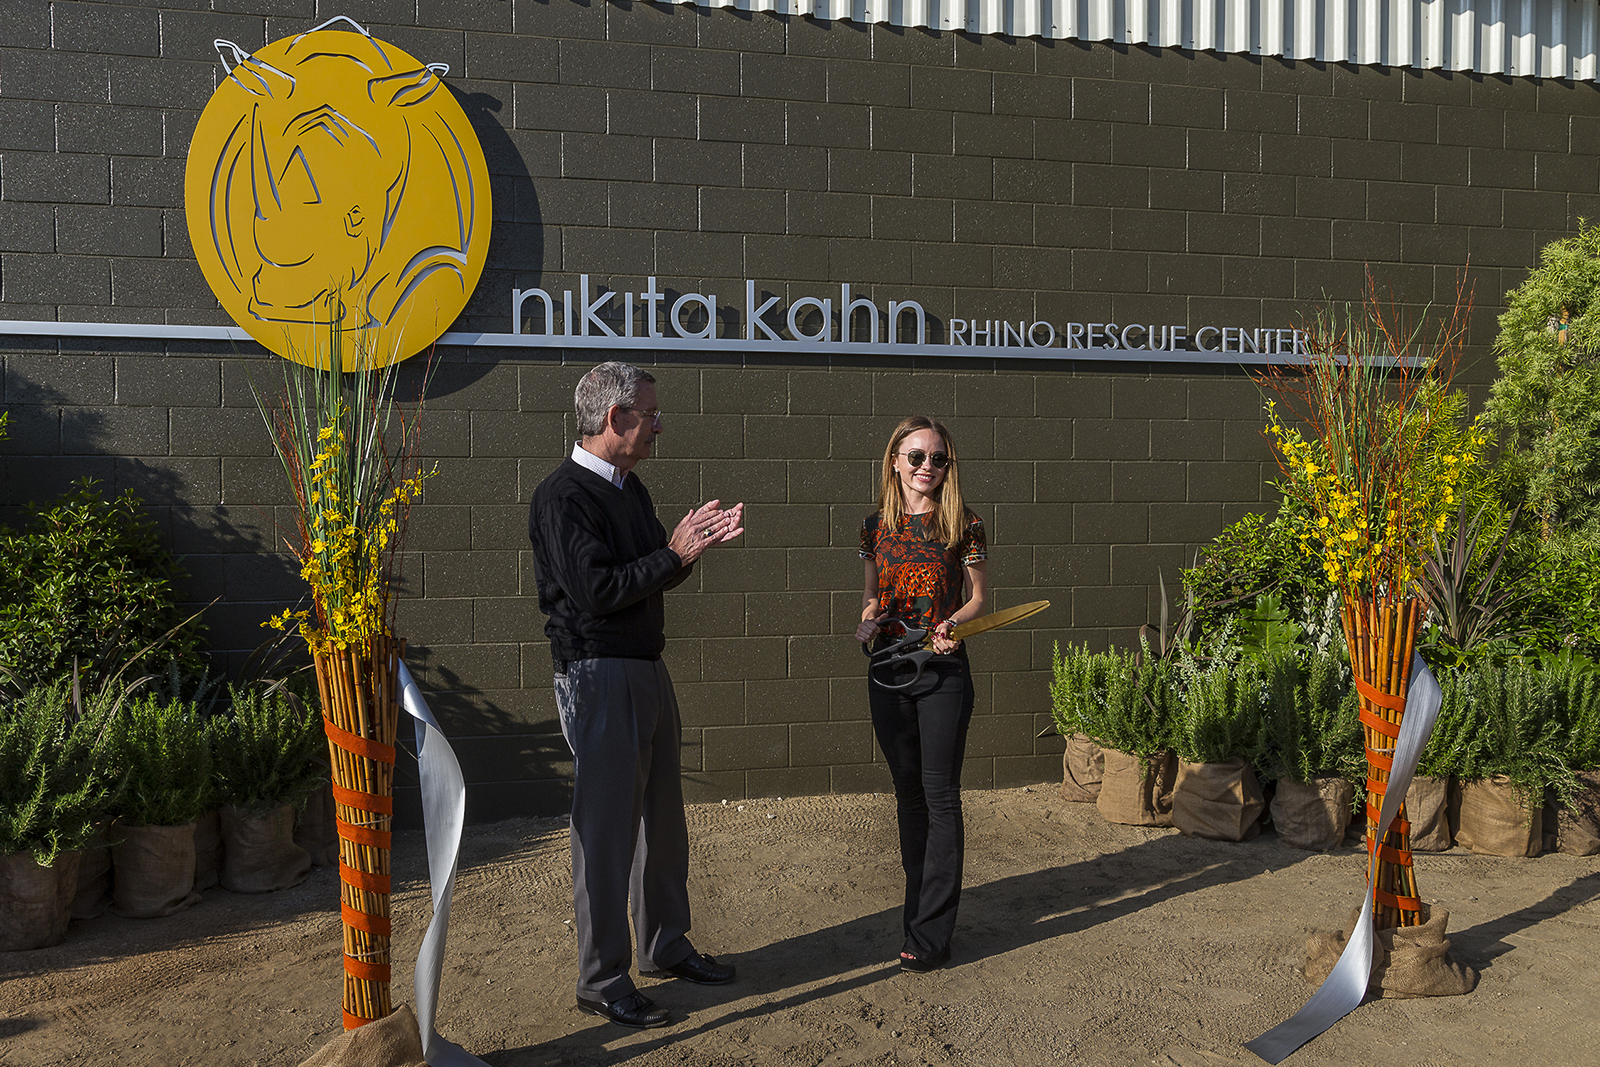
[528,361,744,1030]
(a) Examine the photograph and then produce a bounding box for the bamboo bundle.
[313,635,403,1028]
[1340,596,1422,930]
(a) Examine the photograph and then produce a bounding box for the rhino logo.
[184,17,491,369]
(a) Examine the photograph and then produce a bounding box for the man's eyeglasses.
[624,407,663,425]
[897,449,950,470]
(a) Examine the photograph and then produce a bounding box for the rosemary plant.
[0,683,116,865]
[1262,648,1364,787]
[1427,659,1576,809]
[1050,642,1178,758]
[1547,652,1600,773]
[109,693,214,828]
[212,684,329,817]
[1170,648,1270,766]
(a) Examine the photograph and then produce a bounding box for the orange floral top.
[860,511,986,637]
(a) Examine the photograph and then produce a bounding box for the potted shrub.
[1,684,115,950]
[107,694,212,917]
[1410,672,1475,852]
[1410,491,1536,853]
[1169,649,1268,842]
[0,480,213,929]
[1442,659,1574,858]
[1058,732,1104,804]
[1051,643,1178,827]
[1539,651,1600,855]
[194,674,236,891]
[1263,647,1363,851]
[141,664,232,891]
[211,684,326,893]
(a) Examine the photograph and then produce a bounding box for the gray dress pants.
[555,656,694,1001]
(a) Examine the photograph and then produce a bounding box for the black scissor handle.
[870,647,937,690]
[862,620,933,691]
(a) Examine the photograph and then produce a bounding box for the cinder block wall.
[2,0,1592,821]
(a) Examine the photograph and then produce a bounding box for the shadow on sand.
[488,832,1301,1065]
[1448,868,1600,968]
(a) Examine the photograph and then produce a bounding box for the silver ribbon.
[397,659,490,1067]
[1244,653,1443,1064]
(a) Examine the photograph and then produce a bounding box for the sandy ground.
[4,785,1600,1067]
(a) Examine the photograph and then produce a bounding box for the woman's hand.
[855,611,884,645]
[931,619,961,654]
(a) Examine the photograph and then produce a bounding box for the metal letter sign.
[184,17,492,370]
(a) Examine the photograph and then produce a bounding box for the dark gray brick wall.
[3,1,1591,822]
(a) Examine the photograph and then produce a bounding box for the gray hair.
[574,361,655,437]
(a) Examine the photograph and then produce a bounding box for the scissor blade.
[950,600,1051,642]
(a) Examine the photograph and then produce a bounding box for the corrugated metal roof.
[665,0,1600,80]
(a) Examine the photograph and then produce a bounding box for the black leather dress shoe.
[642,951,736,985]
[576,991,670,1028]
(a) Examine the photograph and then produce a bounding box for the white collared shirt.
[570,442,626,489]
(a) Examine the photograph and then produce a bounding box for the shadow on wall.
[3,350,567,819]
[366,88,571,821]
[396,85,548,403]
[454,87,543,294]
[392,644,575,828]
[1,351,299,674]
[1,354,113,513]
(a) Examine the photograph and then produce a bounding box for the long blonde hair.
[875,416,970,550]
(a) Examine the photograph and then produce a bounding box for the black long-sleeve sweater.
[527,458,692,665]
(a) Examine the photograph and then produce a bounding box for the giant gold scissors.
[863,600,1051,691]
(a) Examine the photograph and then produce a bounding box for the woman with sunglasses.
[854,415,987,972]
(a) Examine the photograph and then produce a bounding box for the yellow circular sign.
[185,24,491,370]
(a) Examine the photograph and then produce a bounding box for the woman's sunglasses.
[897,449,950,470]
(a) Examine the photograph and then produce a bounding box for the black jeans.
[867,650,974,961]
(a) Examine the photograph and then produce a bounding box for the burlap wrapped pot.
[1,850,82,951]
